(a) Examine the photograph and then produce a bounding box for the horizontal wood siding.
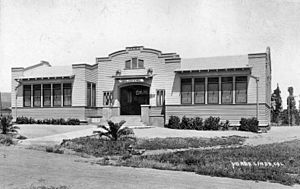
[11,70,24,108]
[72,67,86,106]
[12,107,86,120]
[248,56,266,104]
[166,104,269,126]
[150,106,163,116]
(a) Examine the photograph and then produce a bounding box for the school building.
[11,46,271,126]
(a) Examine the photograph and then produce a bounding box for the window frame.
[33,84,41,107]
[235,76,248,104]
[63,83,72,106]
[23,85,31,107]
[194,78,205,104]
[181,78,192,104]
[124,58,144,69]
[221,77,233,104]
[52,84,61,107]
[156,89,165,106]
[207,77,219,104]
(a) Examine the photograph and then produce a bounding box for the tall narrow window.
[132,58,138,69]
[53,84,61,106]
[181,78,192,104]
[92,83,96,107]
[138,59,144,68]
[87,83,91,107]
[156,89,165,106]
[125,60,131,69]
[208,77,219,104]
[194,78,205,104]
[63,83,72,106]
[103,91,113,106]
[221,77,233,104]
[23,85,31,107]
[43,84,51,107]
[236,76,247,103]
[33,85,41,107]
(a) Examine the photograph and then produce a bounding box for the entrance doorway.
[120,85,149,115]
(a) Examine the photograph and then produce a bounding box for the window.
[87,82,96,107]
[194,78,205,104]
[208,77,219,104]
[23,85,31,107]
[33,85,41,107]
[92,83,96,107]
[124,58,144,69]
[181,78,192,104]
[221,77,233,104]
[87,83,91,107]
[156,89,165,106]
[43,84,51,107]
[63,83,72,106]
[53,84,61,106]
[236,76,247,103]
[103,91,113,106]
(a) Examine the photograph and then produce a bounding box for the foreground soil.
[1,146,299,189]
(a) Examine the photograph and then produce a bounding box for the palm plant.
[93,120,134,141]
[0,115,19,134]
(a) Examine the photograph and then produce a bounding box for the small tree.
[0,115,19,134]
[93,120,134,141]
[271,84,282,123]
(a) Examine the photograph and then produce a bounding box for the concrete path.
[1,146,299,189]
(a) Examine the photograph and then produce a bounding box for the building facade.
[11,46,271,126]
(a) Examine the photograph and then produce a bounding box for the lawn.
[119,140,300,186]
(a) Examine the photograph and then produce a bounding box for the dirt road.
[1,146,299,189]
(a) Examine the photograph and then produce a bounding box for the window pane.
[53,84,61,106]
[87,83,91,107]
[208,78,219,104]
[125,60,131,69]
[103,91,113,106]
[195,78,205,104]
[181,79,192,104]
[23,85,31,107]
[138,59,144,68]
[236,82,247,103]
[92,84,96,107]
[132,58,137,69]
[63,83,72,106]
[156,89,165,106]
[33,85,41,107]
[43,84,51,107]
[222,82,232,104]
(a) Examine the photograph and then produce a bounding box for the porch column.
[191,78,195,104]
[30,84,33,107]
[205,77,208,104]
[233,76,236,104]
[218,76,221,104]
[41,84,43,107]
[61,83,63,107]
[50,83,53,107]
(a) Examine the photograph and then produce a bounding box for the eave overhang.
[15,75,75,82]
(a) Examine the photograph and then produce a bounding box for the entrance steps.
[101,115,152,129]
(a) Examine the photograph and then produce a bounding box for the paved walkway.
[18,125,300,146]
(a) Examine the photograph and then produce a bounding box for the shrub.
[0,134,14,145]
[194,117,204,130]
[204,116,221,130]
[239,117,259,132]
[0,115,19,134]
[166,116,181,129]
[67,118,80,125]
[220,120,230,131]
[180,116,195,129]
[15,117,80,125]
[93,120,134,141]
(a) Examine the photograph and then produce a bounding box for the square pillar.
[141,105,150,125]
[61,83,64,107]
[219,76,221,104]
[30,84,33,107]
[205,77,208,104]
[41,84,43,107]
[233,76,236,104]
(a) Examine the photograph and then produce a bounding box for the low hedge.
[165,116,229,131]
[239,117,259,133]
[16,116,80,125]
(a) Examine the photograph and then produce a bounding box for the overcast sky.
[1,0,300,108]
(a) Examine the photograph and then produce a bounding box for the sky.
[1,0,300,108]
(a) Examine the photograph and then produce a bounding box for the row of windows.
[125,58,144,69]
[23,83,72,107]
[181,76,247,104]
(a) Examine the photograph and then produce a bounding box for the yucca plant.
[93,120,134,141]
[0,115,19,134]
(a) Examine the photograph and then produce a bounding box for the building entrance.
[120,85,149,115]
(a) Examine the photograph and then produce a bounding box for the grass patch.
[119,140,300,186]
[135,136,245,150]
[61,136,245,157]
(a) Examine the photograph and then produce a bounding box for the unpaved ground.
[1,146,299,189]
